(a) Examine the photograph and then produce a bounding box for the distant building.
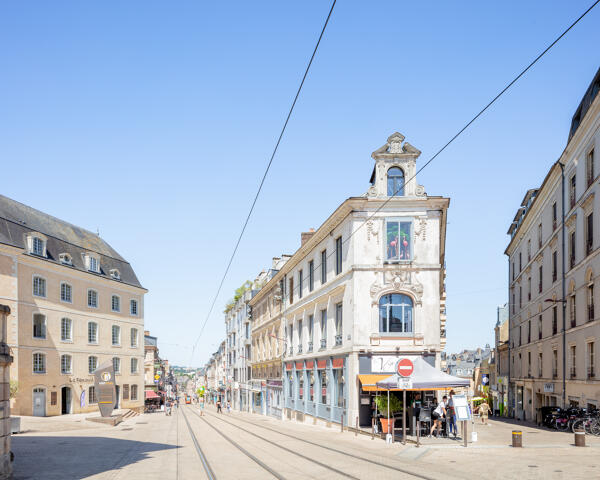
[0,195,146,416]
[490,304,509,415]
[506,68,600,420]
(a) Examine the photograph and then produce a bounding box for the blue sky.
[1,1,599,367]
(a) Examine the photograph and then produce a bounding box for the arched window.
[379,293,413,333]
[387,167,405,196]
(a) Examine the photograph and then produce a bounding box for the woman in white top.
[430,395,447,437]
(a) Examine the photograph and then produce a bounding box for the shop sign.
[543,383,554,393]
[371,355,420,373]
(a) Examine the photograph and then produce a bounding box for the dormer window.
[110,269,121,280]
[387,167,405,196]
[27,233,47,257]
[59,253,72,266]
[84,253,100,273]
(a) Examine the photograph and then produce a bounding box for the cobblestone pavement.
[10,406,600,479]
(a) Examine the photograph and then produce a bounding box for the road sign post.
[395,358,414,445]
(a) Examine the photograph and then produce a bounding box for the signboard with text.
[453,394,471,421]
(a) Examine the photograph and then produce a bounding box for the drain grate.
[121,428,133,431]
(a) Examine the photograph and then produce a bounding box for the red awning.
[145,390,160,399]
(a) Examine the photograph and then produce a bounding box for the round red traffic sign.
[397,358,414,377]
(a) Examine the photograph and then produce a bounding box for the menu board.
[452,394,471,421]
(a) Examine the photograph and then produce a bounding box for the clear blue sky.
[1,1,599,367]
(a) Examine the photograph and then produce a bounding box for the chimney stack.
[301,228,316,246]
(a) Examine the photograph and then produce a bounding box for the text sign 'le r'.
[396,358,414,377]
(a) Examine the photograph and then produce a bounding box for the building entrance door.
[61,386,71,414]
[33,388,46,416]
[114,386,120,409]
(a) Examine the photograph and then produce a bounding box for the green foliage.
[375,393,403,414]
[224,280,253,313]
[9,380,18,399]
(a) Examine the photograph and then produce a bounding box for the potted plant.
[375,394,403,434]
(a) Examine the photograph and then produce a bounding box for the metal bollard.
[341,412,344,433]
[355,417,358,437]
[512,430,522,447]
[574,427,586,447]
[371,418,374,440]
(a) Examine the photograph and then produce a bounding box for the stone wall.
[0,305,14,479]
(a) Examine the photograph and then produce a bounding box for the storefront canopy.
[375,357,470,391]
[145,390,160,399]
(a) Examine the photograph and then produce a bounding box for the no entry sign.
[396,358,414,377]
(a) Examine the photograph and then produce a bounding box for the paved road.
[11,405,600,479]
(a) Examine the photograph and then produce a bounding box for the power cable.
[190,1,337,364]
[269,0,600,318]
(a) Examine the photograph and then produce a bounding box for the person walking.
[430,396,447,438]
[447,390,457,438]
[199,397,205,416]
[226,401,231,414]
[477,400,490,425]
[216,399,222,413]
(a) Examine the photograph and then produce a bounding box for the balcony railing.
[335,334,342,346]
[297,345,302,354]
[588,305,595,322]
[307,341,313,353]
[320,339,326,349]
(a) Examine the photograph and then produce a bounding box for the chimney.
[301,228,316,246]
[144,330,150,337]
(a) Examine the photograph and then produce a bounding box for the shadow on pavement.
[12,435,178,479]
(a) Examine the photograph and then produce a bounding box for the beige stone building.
[0,195,146,416]
[506,68,600,420]
[0,305,13,479]
[249,258,289,417]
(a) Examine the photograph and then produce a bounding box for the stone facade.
[0,305,13,479]
[0,195,146,416]
[505,68,600,421]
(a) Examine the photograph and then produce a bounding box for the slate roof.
[0,194,144,289]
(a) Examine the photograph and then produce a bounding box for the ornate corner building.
[249,132,449,428]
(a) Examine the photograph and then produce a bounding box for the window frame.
[335,236,342,275]
[61,317,73,342]
[131,357,139,374]
[88,355,98,374]
[32,352,46,374]
[384,218,413,263]
[308,260,314,292]
[112,325,121,346]
[32,275,46,298]
[112,356,121,375]
[32,313,47,339]
[131,384,138,401]
[387,166,405,196]
[88,386,98,404]
[130,328,138,348]
[320,250,327,285]
[88,321,99,344]
[378,293,414,335]
[87,289,98,308]
[111,294,121,313]
[130,299,138,316]
[60,354,72,375]
[60,282,73,303]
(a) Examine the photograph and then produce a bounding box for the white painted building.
[249,132,449,429]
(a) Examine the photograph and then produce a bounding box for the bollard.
[371,418,375,440]
[341,412,344,433]
[355,417,358,437]
[574,427,586,447]
[512,430,522,447]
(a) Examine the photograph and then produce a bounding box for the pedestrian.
[216,399,222,413]
[477,400,490,425]
[199,397,205,416]
[447,390,457,438]
[227,401,231,414]
[430,396,447,438]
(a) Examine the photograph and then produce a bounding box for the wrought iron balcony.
[320,339,326,349]
[307,341,313,353]
[335,334,342,346]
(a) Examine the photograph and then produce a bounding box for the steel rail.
[180,407,217,480]
[191,407,361,479]
[186,407,286,480]
[203,409,435,480]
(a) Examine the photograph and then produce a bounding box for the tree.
[9,380,18,399]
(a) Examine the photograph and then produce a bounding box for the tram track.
[180,406,217,480]
[188,406,360,479]
[201,408,436,480]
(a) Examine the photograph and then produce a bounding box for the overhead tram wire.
[266,0,600,311]
[190,1,337,364]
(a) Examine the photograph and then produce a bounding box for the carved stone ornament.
[415,185,426,197]
[366,185,377,198]
[370,268,423,305]
[415,217,427,241]
[366,220,379,244]
[565,212,577,231]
